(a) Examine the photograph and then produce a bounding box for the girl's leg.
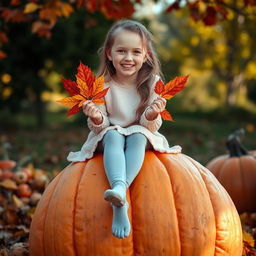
[125,133,148,187]
[103,130,127,206]
[102,129,130,239]
[108,133,147,239]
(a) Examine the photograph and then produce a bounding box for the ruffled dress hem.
[67,124,182,162]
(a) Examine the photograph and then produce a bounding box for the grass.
[0,110,255,172]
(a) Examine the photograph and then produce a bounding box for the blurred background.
[0,0,256,172]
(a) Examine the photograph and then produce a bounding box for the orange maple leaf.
[160,110,173,121]
[57,62,109,116]
[154,75,189,121]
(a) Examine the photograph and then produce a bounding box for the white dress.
[67,76,181,162]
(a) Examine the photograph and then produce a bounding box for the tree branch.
[201,0,256,18]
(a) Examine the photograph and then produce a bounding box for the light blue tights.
[102,129,147,239]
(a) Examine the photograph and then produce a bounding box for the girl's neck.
[112,74,137,86]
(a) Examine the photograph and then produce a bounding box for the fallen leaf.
[12,195,24,208]
[0,179,17,190]
[243,231,255,248]
[24,3,41,13]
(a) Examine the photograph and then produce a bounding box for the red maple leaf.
[57,62,109,116]
[154,75,189,121]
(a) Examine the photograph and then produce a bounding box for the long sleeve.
[139,107,162,132]
[87,104,110,134]
[139,75,163,132]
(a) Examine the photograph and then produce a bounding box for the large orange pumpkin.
[206,129,256,213]
[29,151,242,256]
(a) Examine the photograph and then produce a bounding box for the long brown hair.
[97,20,163,121]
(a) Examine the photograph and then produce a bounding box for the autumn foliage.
[57,62,109,116]
[154,75,189,121]
[1,0,256,59]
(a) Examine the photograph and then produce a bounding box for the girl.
[67,20,181,239]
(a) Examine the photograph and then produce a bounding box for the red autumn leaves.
[57,62,109,116]
[57,62,189,121]
[154,75,189,121]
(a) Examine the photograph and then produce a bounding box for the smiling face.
[107,29,147,84]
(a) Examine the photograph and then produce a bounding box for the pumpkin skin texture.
[29,151,242,256]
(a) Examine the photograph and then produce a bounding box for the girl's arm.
[145,97,166,121]
[139,98,165,132]
[139,76,166,132]
[83,101,110,134]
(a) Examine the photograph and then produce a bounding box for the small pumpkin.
[0,160,16,170]
[13,171,28,184]
[32,171,49,189]
[0,160,15,180]
[21,168,33,180]
[206,129,256,213]
[0,169,14,180]
[17,184,32,198]
[29,151,242,256]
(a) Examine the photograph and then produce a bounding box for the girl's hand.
[83,100,103,125]
[145,97,167,121]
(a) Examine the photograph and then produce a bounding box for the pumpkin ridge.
[154,152,181,251]
[238,157,247,212]
[210,157,227,179]
[130,151,179,255]
[178,154,216,255]
[126,189,135,256]
[240,156,256,212]
[155,152,182,255]
[158,152,215,254]
[188,156,232,254]
[43,169,65,256]
[219,158,246,211]
[184,155,242,255]
[129,152,152,255]
[52,169,67,255]
[46,163,84,255]
[72,162,88,256]
[29,167,65,256]
[183,155,222,254]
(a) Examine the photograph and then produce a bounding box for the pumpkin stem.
[226,129,248,157]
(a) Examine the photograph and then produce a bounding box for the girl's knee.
[103,130,124,146]
[126,133,147,147]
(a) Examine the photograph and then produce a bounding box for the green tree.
[153,2,256,110]
[0,9,112,126]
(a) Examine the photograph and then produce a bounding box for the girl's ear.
[106,49,112,61]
